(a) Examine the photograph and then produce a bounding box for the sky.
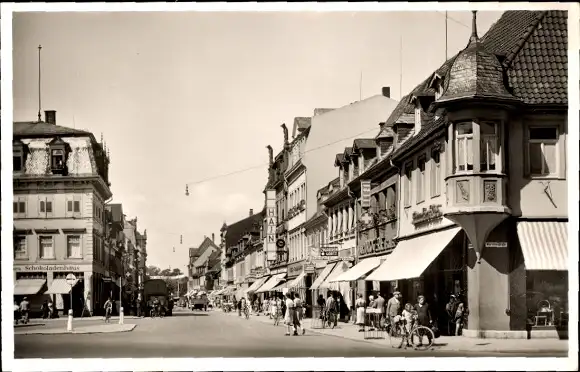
[12,10,503,273]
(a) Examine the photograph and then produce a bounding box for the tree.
[147,265,161,276]
[159,268,172,276]
[171,268,182,276]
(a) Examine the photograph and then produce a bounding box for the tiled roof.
[352,138,377,150]
[196,237,220,259]
[14,121,91,138]
[391,10,567,160]
[225,210,264,248]
[189,247,200,257]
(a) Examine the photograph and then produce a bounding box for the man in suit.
[386,291,402,327]
[414,295,433,345]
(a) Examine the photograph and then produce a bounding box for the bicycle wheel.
[411,326,434,351]
[388,325,404,348]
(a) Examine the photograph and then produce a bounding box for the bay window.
[480,121,499,171]
[455,122,474,172]
[528,127,559,177]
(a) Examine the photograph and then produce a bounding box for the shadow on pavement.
[170,312,209,317]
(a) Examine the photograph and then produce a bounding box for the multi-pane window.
[67,235,82,258]
[403,162,413,207]
[14,236,27,259]
[455,122,474,172]
[480,121,498,172]
[51,149,66,170]
[528,127,559,177]
[14,148,24,172]
[39,197,53,216]
[39,236,55,259]
[13,199,26,216]
[417,155,426,203]
[430,149,441,197]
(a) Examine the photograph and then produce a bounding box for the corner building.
[13,111,112,316]
[367,11,569,339]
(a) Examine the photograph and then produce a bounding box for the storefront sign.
[361,180,371,209]
[288,262,304,276]
[412,204,443,226]
[304,264,315,274]
[468,241,508,249]
[15,264,87,272]
[265,189,278,261]
[320,246,338,257]
[357,238,396,258]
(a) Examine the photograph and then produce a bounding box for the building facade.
[364,10,569,339]
[13,111,112,316]
[188,235,219,292]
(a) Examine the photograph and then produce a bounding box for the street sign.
[65,273,77,286]
[103,277,112,283]
[320,246,338,257]
[276,239,286,249]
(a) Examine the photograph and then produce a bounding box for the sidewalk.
[218,310,568,354]
[14,323,137,335]
[23,315,142,324]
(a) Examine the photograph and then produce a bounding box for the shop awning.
[45,278,79,295]
[319,261,350,290]
[367,227,461,281]
[310,262,337,290]
[14,279,46,296]
[288,271,307,290]
[517,221,568,271]
[330,257,383,282]
[271,281,288,292]
[256,273,286,293]
[246,276,269,293]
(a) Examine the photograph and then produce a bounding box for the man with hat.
[19,297,30,324]
[386,291,402,329]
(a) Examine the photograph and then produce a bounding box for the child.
[401,303,415,347]
[455,302,466,336]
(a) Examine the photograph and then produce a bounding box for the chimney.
[249,209,254,216]
[212,233,215,242]
[44,110,56,125]
[382,87,391,98]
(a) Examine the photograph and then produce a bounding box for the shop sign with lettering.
[357,238,396,257]
[15,264,86,272]
[265,190,278,261]
[304,263,316,274]
[468,242,508,249]
[288,262,304,276]
[361,180,371,208]
[320,246,338,257]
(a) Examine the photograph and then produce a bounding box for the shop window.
[480,121,499,172]
[416,155,426,204]
[430,149,441,197]
[454,122,474,172]
[527,126,559,177]
[67,235,82,258]
[526,271,568,329]
[14,236,27,259]
[403,161,413,207]
[39,236,55,259]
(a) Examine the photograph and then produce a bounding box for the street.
[14,309,568,358]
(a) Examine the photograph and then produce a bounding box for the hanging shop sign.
[319,246,339,257]
[288,262,304,277]
[276,239,286,250]
[361,180,372,209]
[304,263,316,274]
[411,204,443,227]
[265,189,278,261]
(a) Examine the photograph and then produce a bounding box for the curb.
[15,324,137,336]
[14,323,46,328]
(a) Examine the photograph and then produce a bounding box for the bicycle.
[388,316,434,350]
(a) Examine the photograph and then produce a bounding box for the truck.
[143,279,173,316]
[190,293,209,311]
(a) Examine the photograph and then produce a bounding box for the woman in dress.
[355,294,366,332]
[284,292,295,336]
[271,296,279,326]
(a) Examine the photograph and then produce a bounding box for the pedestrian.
[454,301,467,336]
[414,295,433,346]
[104,297,113,323]
[284,292,296,336]
[445,295,457,336]
[136,293,142,317]
[41,300,49,319]
[355,294,366,332]
[293,293,305,335]
[48,299,55,319]
[375,292,386,329]
[386,291,402,329]
[368,295,376,330]
[325,292,338,329]
[270,296,279,326]
[14,301,20,325]
[19,297,30,324]
[401,303,415,348]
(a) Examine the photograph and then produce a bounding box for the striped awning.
[246,276,269,293]
[14,279,46,296]
[517,221,568,271]
[46,278,79,295]
[287,271,307,290]
[319,262,350,290]
[310,262,337,290]
[330,257,382,282]
[271,280,288,292]
[256,273,286,293]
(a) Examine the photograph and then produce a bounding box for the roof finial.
[470,10,479,43]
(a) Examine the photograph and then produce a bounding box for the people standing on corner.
[325,292,338,329]
[414,295,433,346]
[19,297,30,324]
[293,293,305,335]
[375,292,386,329]
[355,294,366,332]
[316,294,326,321]
[104,297,113,323]
[283,292,295,336]
[386,291,402,329]
[445,295,457,336]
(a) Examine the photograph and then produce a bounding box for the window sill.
[416,199,425,206]
[39,257,56,260]
[14,256,29,261]
[430,193,441,199]
[404,204,412,209]
[528,175,565,181]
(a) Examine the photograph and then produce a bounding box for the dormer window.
[49,137,69,175]
[13,139,28,172]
